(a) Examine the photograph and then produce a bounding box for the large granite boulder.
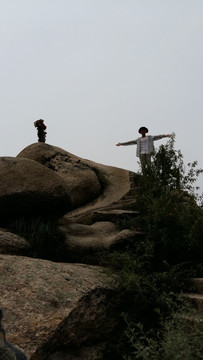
[0,255,118,360]
[0,157,72,220]
[17,143,102,209]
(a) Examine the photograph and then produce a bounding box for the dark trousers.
[140,154,151,172]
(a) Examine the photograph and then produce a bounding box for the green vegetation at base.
[101,134,203,359]
[121,310,203,360]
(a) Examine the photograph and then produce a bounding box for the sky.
[0,0,203,193]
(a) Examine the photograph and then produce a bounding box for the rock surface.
[0,229,29,255]
[0,142,201,360]
[0,144,137,260]
[0,143,139,359]
[64,221,134,250]
[59,221,140,264]
[0,255,117,360]
[0,157,72,219]
[17,143,102,209]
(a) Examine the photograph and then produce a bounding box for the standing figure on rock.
[34,119,47,143]
[116,127,171,172]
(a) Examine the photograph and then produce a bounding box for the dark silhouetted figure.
[0,308,28,360]
[34,119,47,143]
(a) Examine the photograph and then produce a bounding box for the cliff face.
[0,143,139,360]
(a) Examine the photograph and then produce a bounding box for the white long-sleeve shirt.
[120,135,167,157]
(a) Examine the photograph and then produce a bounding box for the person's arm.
[116,139,137,146]
[152,134,171,141]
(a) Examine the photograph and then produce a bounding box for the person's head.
[138,127,148,136]
[34,119,44,127]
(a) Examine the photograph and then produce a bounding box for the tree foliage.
[135,133,203,269]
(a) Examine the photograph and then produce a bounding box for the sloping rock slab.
[0,229,29,255]
[0,255,117,360]
[0,157,72,219]
[58,221,140,264]
[64,221,135,250]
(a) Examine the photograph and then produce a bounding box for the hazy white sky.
[0,0,203,192]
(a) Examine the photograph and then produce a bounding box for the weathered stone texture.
[17,144,102,209]
[0,255,117,360]
[0,229,29,255]
[0,157,72,218]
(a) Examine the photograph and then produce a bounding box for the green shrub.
[133,134,203,270]
[102,135,203,359]
[122,309,203,360]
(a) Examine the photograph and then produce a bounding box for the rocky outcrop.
[0,255,117,360]
[0,144,140,260]
[15,143,139,263]
[0,157,72,220]
[0,143,139,359]
[0,141,200,360]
